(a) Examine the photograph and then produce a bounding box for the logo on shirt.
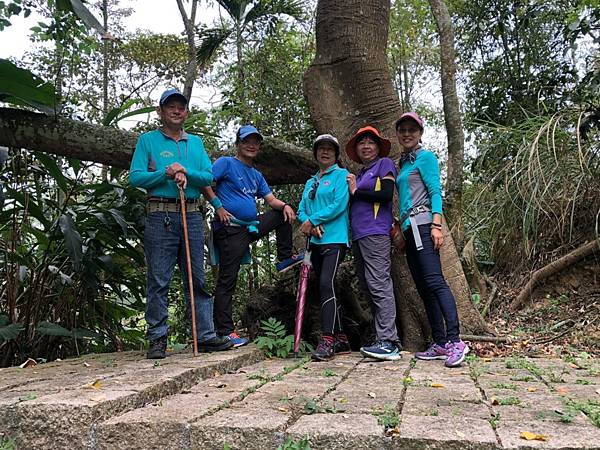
[323,180,331,186]
[160,151,174,158]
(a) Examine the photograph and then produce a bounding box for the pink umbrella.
[293,238,312,357]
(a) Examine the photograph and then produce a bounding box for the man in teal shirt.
[129,88,232,358]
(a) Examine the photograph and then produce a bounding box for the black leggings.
[310,243,347,335]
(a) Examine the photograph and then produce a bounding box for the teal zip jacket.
[396,147,443,231]
[129,129,213,199]
[298,163,350,246]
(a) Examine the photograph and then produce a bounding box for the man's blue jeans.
[144,211,216,343]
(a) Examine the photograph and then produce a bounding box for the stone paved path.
[1,346,599,449]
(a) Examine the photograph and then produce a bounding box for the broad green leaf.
[59,214,82,270]
[0,323,22,343]
[0,59,56,113]
[66,0,105,34]
[108,208,128,235]
[35,153,69,192]
[36,321,71,337]
[9,189,50,228]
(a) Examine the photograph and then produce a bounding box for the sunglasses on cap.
[308,180,319,200]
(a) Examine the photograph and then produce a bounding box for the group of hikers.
[129,88,469,369]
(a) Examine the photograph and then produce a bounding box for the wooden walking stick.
[179,186,199,356]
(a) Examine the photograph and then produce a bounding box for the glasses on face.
[308,180,319,200]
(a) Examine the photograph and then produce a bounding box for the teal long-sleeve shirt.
[129,129,213,199]
[396,148,443,231]
[298,164,350,246]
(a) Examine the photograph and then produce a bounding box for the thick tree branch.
[0,108,317,185]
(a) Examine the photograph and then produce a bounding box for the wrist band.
[282,203,291,211]
[431,223,442,229]
[209,197,223,209]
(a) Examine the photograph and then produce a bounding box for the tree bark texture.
[0,108,317,185]
[428,0,465,244]
[304,0,402,161]
[302,0,489,349]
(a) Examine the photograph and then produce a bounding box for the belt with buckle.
[148,196,198,204]
[147,202,204,214]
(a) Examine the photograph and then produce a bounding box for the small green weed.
[566,399,600,428]
[277,437,311,450]
[498,396,521,406]
[575,379,594,385]
[409,358,417,369]
[510,374,534,382]
[254,318,312,358]
[489,412,500,429]
[0,436,16,450]
[321,368,338,377]
[373,404,400,428]
[247,369,269,381]
[18,393,37,402]
[402,376,414,387]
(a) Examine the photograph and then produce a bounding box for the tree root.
[510,240,599,312]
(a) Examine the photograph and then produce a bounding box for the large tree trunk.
[0,107,317,185]
[428,0,465,246]
[302,0,490,350]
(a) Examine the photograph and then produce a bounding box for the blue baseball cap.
[159,88,187,106]
[237,125,263,141]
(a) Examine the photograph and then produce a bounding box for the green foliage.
[374,404,400,428]
[0,58,57,113]
[0,148,147,366]
[277,436,311,450]
[0,315,23,343]
[464,110,600,270]
[254,317,307,358]
[497,396,521,406]
[0,434,16,450]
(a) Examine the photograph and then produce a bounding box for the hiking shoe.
[415,343,448,360]
[275,251,305,273]
[227,331,249,348]
[334,333,351,354]
[198,335,234,353]
[147,335,167,359]
[360,340,401,361]
[312,335,334,361]
[445,340,469,367]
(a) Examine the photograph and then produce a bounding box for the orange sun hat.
[345,126,392,164]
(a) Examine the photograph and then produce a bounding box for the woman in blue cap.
[298,134,351,361]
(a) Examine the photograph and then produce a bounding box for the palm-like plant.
[196,0,305,118]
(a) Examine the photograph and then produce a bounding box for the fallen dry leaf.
[84,379,103,390]
[527,387,538,392]
[456,430,466,438]
[339,397,348,404]
[491,396,499,405]
[483,358,493,363]
[368,392,376,398]
[430,382,445,388]
[277,407,289,413]
[595,388,600,396]
[384,366,400,372]
[520,431,548,441]
[83,362,90,367]
[90,395,107,403]
[19,358,37,369]
[387,427,401,436]
[556,387,570,396]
